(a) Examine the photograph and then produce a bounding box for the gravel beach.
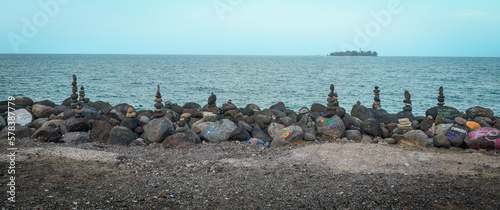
[2,138,499,209]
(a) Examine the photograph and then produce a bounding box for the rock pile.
[1,80,499,151]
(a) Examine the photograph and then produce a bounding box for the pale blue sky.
[1,0,500,56]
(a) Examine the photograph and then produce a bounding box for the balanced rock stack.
[396,90,415,121]
[74,86,86,118]
[79,86,89,104]
[204,92,219,114]
[126,106,136,118]
[324,84,339,117]
[393,118,413,135]
[398,118,412,128]
[437,86,445,106]
[152,85,165,119]
[327,84,339,110]
[373,86,381,110]
[70,75,78,109]
[403,90,412,111]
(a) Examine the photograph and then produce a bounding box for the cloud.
[450,9,491,19]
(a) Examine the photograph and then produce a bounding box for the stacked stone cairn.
[152,85,165,119]
[437,86,445,106]
[403,90,412,112]
[70,75,78,109]
[324,84,339,117]
[204,92,219,114]
[373,86,381,110]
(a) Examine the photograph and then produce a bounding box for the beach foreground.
[1,138,499,209]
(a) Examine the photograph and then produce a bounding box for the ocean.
[1,54,499,117]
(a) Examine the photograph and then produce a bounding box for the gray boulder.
[351,104,374,121]
[434,124,453,135]
[400,130,431,147]
[90,120,113,143]
[107,126,138,146]
[63,132,91,144]
[201,119,238,143]
[31,126,61,142]
[30,118,49,130]
[345,130,362,141]
[143,117,174,143]
[466,106,494,119]
[230,127,252,141]
[0,124,34,139]
[162,131,199,148]
[120,117,138,130]
[251,125,272,142]
[360,118,381,137]
[65,117,90,132]
[270,126,304,147]
[268,123,285,139]
[32,104,55,118]
[433,133,451,147]
[303,126,317,141]
[0,117,5,130]
[316,116,345,138]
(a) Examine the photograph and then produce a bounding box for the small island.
[328,50,378,57]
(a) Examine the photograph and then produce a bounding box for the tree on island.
[328,49,378,57]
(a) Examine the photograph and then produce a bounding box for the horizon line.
[0,53,499,58]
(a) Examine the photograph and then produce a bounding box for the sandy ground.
[1,138,500,209]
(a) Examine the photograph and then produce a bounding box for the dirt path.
[2,139,500,209]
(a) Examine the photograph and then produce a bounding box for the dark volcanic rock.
[360,118,381,137]
[13,97,34,107]
[445,124,471,147]
[65,117,90,132]
[34,100,56,107]
[31,126,61,142]
[90,120,113,143]
[107,126,138,146]
[466,106,494,119]
[345,130,362,141]
[1,124,33,139]
[183,102,201,110]
[270,102,286,112]
[162,131,199,148]
[251,125,272,143]
[53,106,68,115]
[433,133,451,148]
[351,104,374,121]
[30,118,49,130]
[63,132,91,144]
[396,111,415,121]
[230,127,252,141]
[310,103,327,113]
[89,101,113,114]
[370,108,398,124]
[120,117,138,130]
[426,106,463,123]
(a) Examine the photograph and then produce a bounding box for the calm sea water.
[1,54,499,117]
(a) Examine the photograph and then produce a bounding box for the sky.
[1,0,500,56]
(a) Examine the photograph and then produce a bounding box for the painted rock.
[465,128,500,150]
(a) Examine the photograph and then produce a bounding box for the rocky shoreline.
[1,76,500,208]
[1,76,499,151]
